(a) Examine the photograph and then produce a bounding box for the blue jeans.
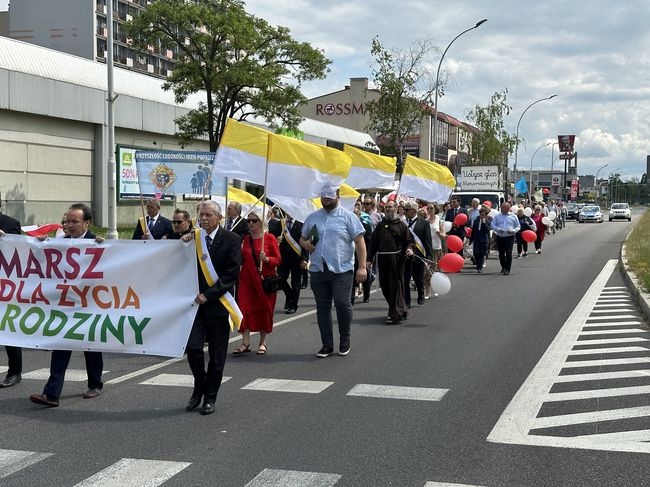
[310,268,354,348]
[43,350,103,400]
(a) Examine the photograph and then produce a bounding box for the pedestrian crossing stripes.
[347,383,448,401]
[72,458,191,487]
[139,373,231,387]
[0,449,52,480]
[241,378,333,394]
[0,450,480,486]
[488,259,650,454]
[22,368,111,381]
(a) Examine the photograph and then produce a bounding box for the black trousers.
[5,346,21,376]
[403,255,425,305]
[186,307,230,403]
[496,236,515,272]
[279,260,302,309]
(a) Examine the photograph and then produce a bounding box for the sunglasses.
[247,218,260,223]
[172,220,187,224]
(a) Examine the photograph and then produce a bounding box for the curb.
[620,234,650,330]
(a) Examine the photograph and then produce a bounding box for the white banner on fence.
[0,235,199,357]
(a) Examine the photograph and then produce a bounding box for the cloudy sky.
[242,0,650,180]
[1,0,647,180]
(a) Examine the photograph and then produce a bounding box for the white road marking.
[488,259,650,454]
[596,298,631,302]
[590,309,634,314]
[546,385,650,401]
[139,373,231,387]
[532,406,650,429]
[72,458,191,487]
[241,378,333,394]
[586,314,638,321]
[22,368,110,381]
[603,286,627,290]
[346,384,448,402]
[0,366,6,374]
[0,449,53,480]
[579,328,646,335]
[244,468,341,487]
[568,345,648,355]
[592,303,634,308]
[555,369,650,382]
[424,483,485,487]
[583,321,643,328]
[105,304,327,385]
[572,429,650,442]
[562,357,650,367]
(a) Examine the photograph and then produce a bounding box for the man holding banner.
[278,214,307,314]
[132,198,173,240]
[184,200,242,416]
[0,197,23,389]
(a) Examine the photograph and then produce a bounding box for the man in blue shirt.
[300,187,367,357]
[490,202,521,275]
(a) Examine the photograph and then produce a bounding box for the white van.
[451,191,505,210]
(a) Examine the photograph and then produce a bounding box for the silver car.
[578,205,604,223]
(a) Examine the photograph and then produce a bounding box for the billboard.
[117,146,226,200]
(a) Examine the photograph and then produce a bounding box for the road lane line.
[241,378,333,394]
[244,468,341,486]
[347,384,448,401]
[0,449,53,480]
[72,458,191,487]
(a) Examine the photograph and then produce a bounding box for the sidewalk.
[620,240,650,330]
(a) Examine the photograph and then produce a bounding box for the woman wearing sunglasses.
[233,210,282,356]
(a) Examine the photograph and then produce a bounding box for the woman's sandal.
[256,344,267,355]
[233,343,251,355]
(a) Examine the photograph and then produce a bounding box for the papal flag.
[270,184,360,223]
[266,133,352,199]
[212,118,269,185]
[397,154,455,203]
[343,144,396,189]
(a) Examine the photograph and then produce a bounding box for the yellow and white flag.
[343,144,396,190]
[398,154,455,203]
[212,118,269,185]
[270,184,360,223]
[266,133,352,199]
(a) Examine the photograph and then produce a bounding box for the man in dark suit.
[0,196,23,388]
[444,196,467,239]
[132,198,173,240]
[267,207,283,238]
[278,215,308,314]
[403,201,433,307]
[225,201,250,238]
[184,200,241,415]
[29,203,104,407]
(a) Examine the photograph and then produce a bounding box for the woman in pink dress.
[233,210,281,355]
[530,205,547,254]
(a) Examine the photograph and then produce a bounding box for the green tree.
[464,89,517,165]
[125,0,330,151]
[365,36,439,171]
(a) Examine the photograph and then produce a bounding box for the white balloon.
[443,221,452,233]
[542,216,551,226]
[548,211,557,220]
[524,207,533,217]
[489,209,499,218]
[430,272,451,296]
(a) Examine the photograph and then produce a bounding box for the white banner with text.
[0,235,199,357]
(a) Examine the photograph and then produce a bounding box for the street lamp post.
[529,142,552,202]
[550,142,558,198]
[430,19,487,163]
[513,94,557,183]
[594,163,608,206]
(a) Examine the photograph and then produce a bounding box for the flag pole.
[259,134,272,272]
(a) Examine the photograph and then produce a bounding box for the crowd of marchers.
[0,191,567,416]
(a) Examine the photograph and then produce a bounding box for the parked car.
[565,202,579,219]
[609,202,631,221]
[578,205,604,223]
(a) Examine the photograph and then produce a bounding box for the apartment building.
[7,0,176,78]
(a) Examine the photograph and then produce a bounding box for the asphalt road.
[1,211,649,486]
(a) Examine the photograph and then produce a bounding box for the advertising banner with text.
[458,165,500,191]
[0,235,199,357]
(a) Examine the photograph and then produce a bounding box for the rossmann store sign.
[315,102,366,116]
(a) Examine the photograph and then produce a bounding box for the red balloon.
[482,200,492,208]
[465,226,472,237]
[446,235,463,252]
[439,253,465,273]
[522,229,537,243]
[453,212,468,226]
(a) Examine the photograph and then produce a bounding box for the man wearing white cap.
[300,187,367,357]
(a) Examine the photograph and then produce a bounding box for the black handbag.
[249,235,281,294]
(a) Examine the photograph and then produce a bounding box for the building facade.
[7,0,176,78]
[298,77,475,173]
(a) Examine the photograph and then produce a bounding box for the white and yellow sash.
[282,226,302,257]
[194,228,243,331]
[408,225,426,256]
[138,217,147,234]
